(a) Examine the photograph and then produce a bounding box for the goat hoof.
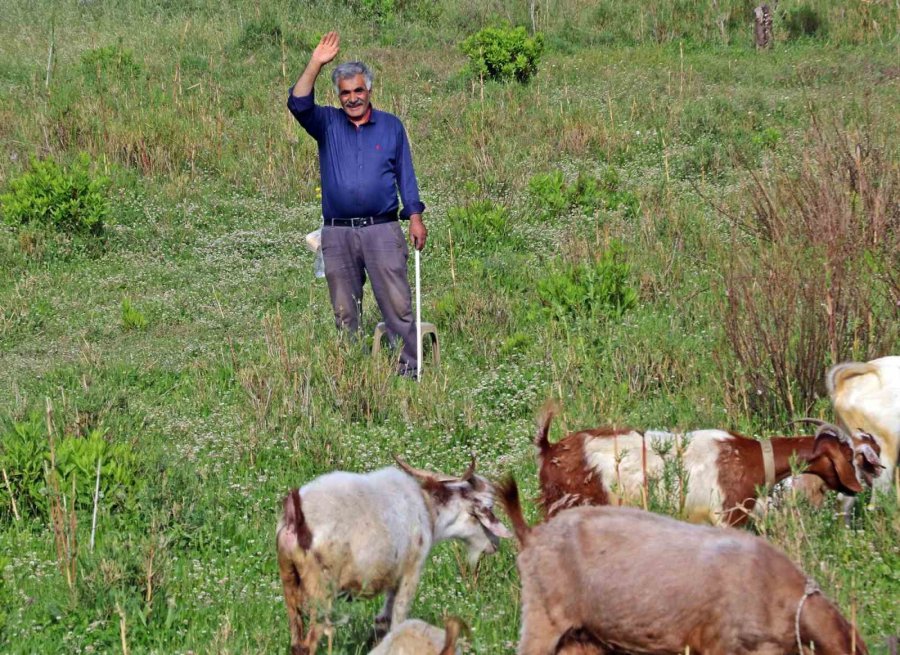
[374,619,390,639]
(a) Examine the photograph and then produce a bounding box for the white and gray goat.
[369,617,466,655]
[275,457,510,655]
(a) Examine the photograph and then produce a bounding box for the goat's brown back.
[535,415,634,517]
[515,505,867,654]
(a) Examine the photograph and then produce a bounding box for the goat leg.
[374,590,395,638]
[278,553,307,653]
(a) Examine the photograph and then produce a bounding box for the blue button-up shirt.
[288,90,426,220]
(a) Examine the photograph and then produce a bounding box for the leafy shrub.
[80,42,142,86]
[357,0,396,20]
[784,5,826,39]
[0,414,45,518]
[121,297,148,331]
[447,200,510,247]
[54,428,139,513]
[529,168,639,219]
[0,153,109,238]
[235,14,310,51]
[750,126,782,150]
[461,25,544,84]
[237,13,284,50]
[528,171,568,217]
[537,242,637,321]
[0,413,140,521]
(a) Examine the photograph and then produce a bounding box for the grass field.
[1,1,898,653]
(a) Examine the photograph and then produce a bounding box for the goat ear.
[475,505,513,539]
[813,435,862,494]
[856,444,884,472]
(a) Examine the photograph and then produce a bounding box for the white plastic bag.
[305,228,325,278]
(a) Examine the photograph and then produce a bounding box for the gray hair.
[331,61,374,93]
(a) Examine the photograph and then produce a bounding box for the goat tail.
[826,361,877,398]
[798,589,869,655]
[497,476,531,547]
[439,616,469,655]
[535,399,559,455]
[282,488,313,550]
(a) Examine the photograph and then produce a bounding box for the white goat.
[369,617,466,655]
[276,457,510,655]
[828,356,900,493]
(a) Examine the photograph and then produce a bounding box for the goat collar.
[795,579,821,653]
[760,439,776,488]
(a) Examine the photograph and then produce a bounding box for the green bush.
[0,153,109,238]
[0,414,45,518]
[121,297,149,331]
[80,42,142,86]
[0,413,140,521]
[358,0,396,20]
[528,171,569,217]
[461,25,544,84]
[447,200,510,247]
[537,242,638,321]
[784,5,826,39]
[529,168,639,219]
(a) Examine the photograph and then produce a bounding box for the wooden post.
[754,4,774,49]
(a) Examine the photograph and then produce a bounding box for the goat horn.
[394,455,462,483]
[459,455,477,482]
[394,455,436,481]
[792,417,827,427]
[793,418,851,442]
[812,423,853,446]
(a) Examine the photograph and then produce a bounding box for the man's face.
[337,74,370,120]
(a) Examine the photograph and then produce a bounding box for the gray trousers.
[320,221,417,373]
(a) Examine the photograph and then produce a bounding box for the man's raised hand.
[312,31,340,66]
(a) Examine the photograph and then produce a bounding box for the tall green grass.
[1,0,898,653]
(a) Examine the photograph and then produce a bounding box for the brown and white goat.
[499,476,869,655]
[828,356,900,493]
[788,419,883,512]
[534,407,865,526]
[369,617,466,655]
[276,458,510,655]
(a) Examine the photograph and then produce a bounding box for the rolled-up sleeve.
[395,125,426,218]
[287,89,328,141]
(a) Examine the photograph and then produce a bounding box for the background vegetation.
[0,0,897,653]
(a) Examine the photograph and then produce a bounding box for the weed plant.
[0,1,897,653]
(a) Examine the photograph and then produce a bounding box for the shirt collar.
[342,104,377,126]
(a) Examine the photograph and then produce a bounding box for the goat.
[499,476,869,655]
[788,419,884,515]
[828,356,900,493]
[369,617,466,655]
[534,405,866,527]
[276,457,511,655]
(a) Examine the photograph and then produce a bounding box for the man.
[288,31,427,377]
